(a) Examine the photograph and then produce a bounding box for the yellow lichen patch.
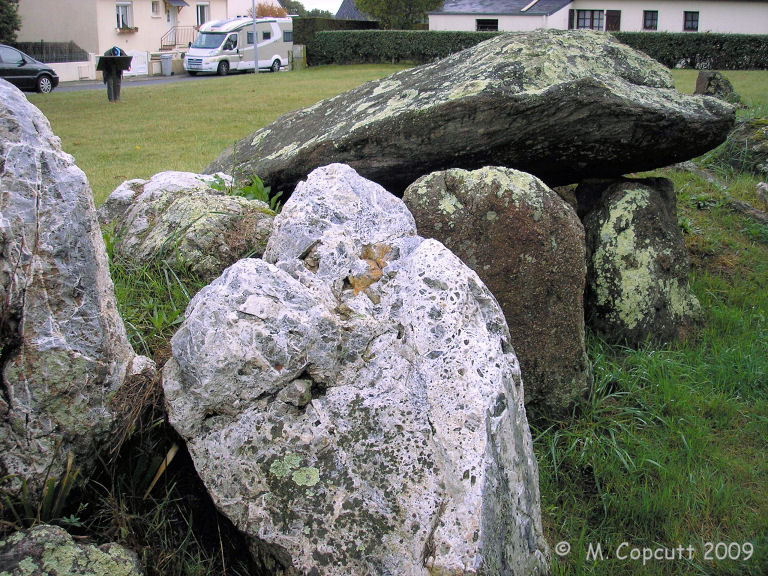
[347,244,392,300]
[592,188,655,329]
[438,193,463,216]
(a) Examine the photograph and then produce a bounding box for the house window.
[196,3,210,26]
[476,19,499,32]
[116,2,133,28]
[283,30,292,43]
[151,1,160,17]
[576,10,604,31]
[643,10,658,30]
[684,11,699,31]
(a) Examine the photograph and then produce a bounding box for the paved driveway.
[57,72,251,92]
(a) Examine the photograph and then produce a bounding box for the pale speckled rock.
[404,167,590,416]
[164,164,549,575]
[0,525,144,576]
[99,171,274,282]
[205,29,734,196]
[580,178,702,346]
[0,80,155,498]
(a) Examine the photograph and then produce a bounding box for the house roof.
[429,0,573,16]
[335,0,374,20]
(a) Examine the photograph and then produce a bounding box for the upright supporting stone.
[578,178,702,347]
[404,167,590,417]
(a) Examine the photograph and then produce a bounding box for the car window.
[0,46,24,65]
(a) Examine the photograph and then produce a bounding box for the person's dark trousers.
[104,71,122,102]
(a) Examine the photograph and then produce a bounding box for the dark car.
[0,44,59,93]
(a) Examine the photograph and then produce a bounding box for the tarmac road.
[56,71,254,92]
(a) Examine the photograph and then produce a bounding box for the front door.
[166,7,179,45]
[606,10,621,31]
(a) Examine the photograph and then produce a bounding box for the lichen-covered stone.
[0,525,144,576]
[404,167,590,416]
[163,164,549,575]
[99,171,274,282]
[205,29,734,196]
[580,178,702,346]
[0,80,155,498]
[710,117,768,177]
[694,70,741,105]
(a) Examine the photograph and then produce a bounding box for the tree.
[250,2,288,17]
[279,0,333,19]
[0,0,21,44]
[354,0,443,29]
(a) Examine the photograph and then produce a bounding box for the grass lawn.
[18,66,768,575]
[28,65,409,205]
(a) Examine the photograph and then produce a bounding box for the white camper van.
[184,17,293,76]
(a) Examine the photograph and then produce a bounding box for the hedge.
[613,32,768,70]
[294,17,378,46]
[305,29,768,69]
[307,30,498,65]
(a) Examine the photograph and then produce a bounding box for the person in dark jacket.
[102,46,128,102]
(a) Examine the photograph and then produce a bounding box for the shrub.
[308,29,498,65]
[306,29,768,69]
[612,32,768,70]
[293,17,378,46]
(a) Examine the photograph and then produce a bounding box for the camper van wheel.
[270,59,280,73]
[217,61,229,76]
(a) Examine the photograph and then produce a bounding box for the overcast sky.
[301,0,343,14]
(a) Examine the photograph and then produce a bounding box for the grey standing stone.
[0,525,144,575]
[99,171,274,282]
[404,167,590,417]
[579,178,702,347]
[163,164,549,575]
[0,79,155,498]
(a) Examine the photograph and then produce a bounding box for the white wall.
[567,0,768,33]
[95,0,229,55]
[18,0,100,53]
[430,1,768,34]
[429,14,547,31]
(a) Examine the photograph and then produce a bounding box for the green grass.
[17,67,768,575]
[27,65,409,205]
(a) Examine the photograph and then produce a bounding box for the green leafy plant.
[1,452,84,533]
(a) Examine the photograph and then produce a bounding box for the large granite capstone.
[205,29,735,196]
[163,164,549,575]
[0,80,154,497]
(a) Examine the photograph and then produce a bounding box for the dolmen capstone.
[0,79,155,498]
[163,164,550,575]
[404,167,590,417]
[205,29,735,196]
[98,171,274,282]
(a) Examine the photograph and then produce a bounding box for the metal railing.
[13,41,89,63]
[160,26,197,50]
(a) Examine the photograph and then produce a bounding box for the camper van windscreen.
[191,32,227,49]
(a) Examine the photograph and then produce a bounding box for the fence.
[12,41,89,63]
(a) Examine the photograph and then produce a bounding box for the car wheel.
[270,59,280,73]
[217,61,229,76]
[37,74,54,93]
[188,70,198,76]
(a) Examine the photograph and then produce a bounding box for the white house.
[428,0,768,34]
[16,0,285,80]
